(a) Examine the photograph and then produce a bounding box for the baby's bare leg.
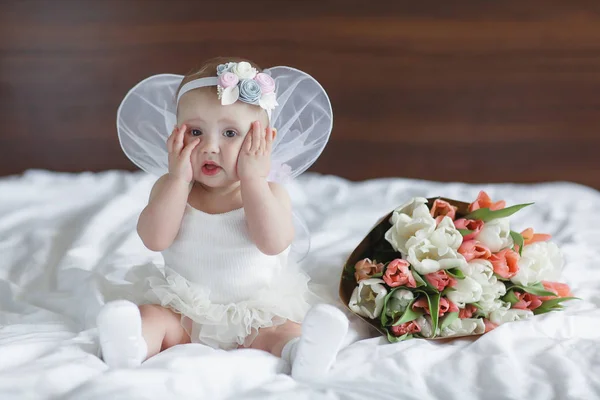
[249,320,301,356]
[139,304,191,359]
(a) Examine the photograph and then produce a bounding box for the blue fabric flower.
[238,79,262,104]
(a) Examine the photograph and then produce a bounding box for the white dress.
[145,203,312,350]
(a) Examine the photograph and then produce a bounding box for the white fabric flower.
[231,61,257,80]
[259,92,278,111]
[440,318,486,338]
[348,278,387,319]
[475,218,513,253]
[489,306,533,326]
[510,242,563,286]
[446,276,483,307]
[384,197,436,254]
[220,86,240,106]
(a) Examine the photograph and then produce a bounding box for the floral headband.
[176,61,278,120]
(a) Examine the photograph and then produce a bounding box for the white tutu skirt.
[144,265,313,350]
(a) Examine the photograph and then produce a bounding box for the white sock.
[285,304,349,382]
[96,300,148,368]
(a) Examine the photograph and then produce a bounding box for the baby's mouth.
[201,161,221,176]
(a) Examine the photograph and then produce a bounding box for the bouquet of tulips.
[339,192,577,342]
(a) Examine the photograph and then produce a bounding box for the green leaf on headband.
[410,269,428,288]
[502,289,521,306]
[386,330,413,343]
[446,268,465,279]
[464,203,534,222]
[458,229,474,237]
[510,231,525,256]
[508,282,557,297]
[533,297,579,315]
[392,300,422,326]
[440,312,460,330]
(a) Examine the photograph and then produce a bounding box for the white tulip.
[440,318,486,337]
[475,218,513,252]
[510,242,563,287]
[489,306,534,326]
[446,276,483,307]
[348,278,388,319]
[384,197,436,254]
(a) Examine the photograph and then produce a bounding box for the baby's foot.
[287,303,349,382]
[96,300,147,368]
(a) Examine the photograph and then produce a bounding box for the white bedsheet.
[0,170,599,400]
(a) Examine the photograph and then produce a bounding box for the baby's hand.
[237,121,275,182]
[167,124,200,183]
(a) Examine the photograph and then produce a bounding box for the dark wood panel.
[1,0,600,188]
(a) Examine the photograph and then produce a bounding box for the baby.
[96,57,349,382]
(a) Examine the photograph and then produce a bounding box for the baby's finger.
[174,124,186,153]
[265,127,273,153]
[167,125,177,153]
[181,137,200,159]
[243,129,253,153]
[251,121,261,153]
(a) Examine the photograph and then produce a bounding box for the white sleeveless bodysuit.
[145,204,311,350]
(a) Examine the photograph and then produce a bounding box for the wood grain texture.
[1,0,599,187]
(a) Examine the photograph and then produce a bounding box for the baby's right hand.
[167,124,200,184]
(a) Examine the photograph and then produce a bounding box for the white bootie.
[281,303,349,382]
[96,300,147,368]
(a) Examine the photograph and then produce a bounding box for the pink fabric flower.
[539,281,573,301]
[513,292,543,311]
[459,304,478,319]
[354,258,384,283]
[425,270,457,291]
[254,72,275,94]
[390,321,421,337]
[430,199,458,224]
[458,240,492,262]
[217,72,239,88]
[468,191,506,213]
[453,218,484,241]
[383,259,416,288]
[489,248,520,279]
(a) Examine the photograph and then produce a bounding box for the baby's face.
[177,89,269,189]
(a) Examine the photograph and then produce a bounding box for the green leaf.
[446,268,465,279]
[458,229,474,237]
[440,312,459,330]
[464,202,534,222]
[380,287,400,327]
[533,297,579,315]
[386,330,413,343]
[392,303,423,326]
[510,231,525,256]
[427,292,441,337]
[508,282,557,297]
[502,289,521,306]
[411,269,428,288]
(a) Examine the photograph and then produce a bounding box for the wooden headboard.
[2,1,599,188]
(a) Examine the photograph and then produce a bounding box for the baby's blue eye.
[224,130,237,138]
[191,129,202,137]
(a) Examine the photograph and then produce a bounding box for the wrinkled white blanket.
[1,170,599,399]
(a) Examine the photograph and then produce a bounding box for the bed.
[1,170,599,399]
[2,0,600,398]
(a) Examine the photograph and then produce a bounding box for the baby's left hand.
[237,121,274,182]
